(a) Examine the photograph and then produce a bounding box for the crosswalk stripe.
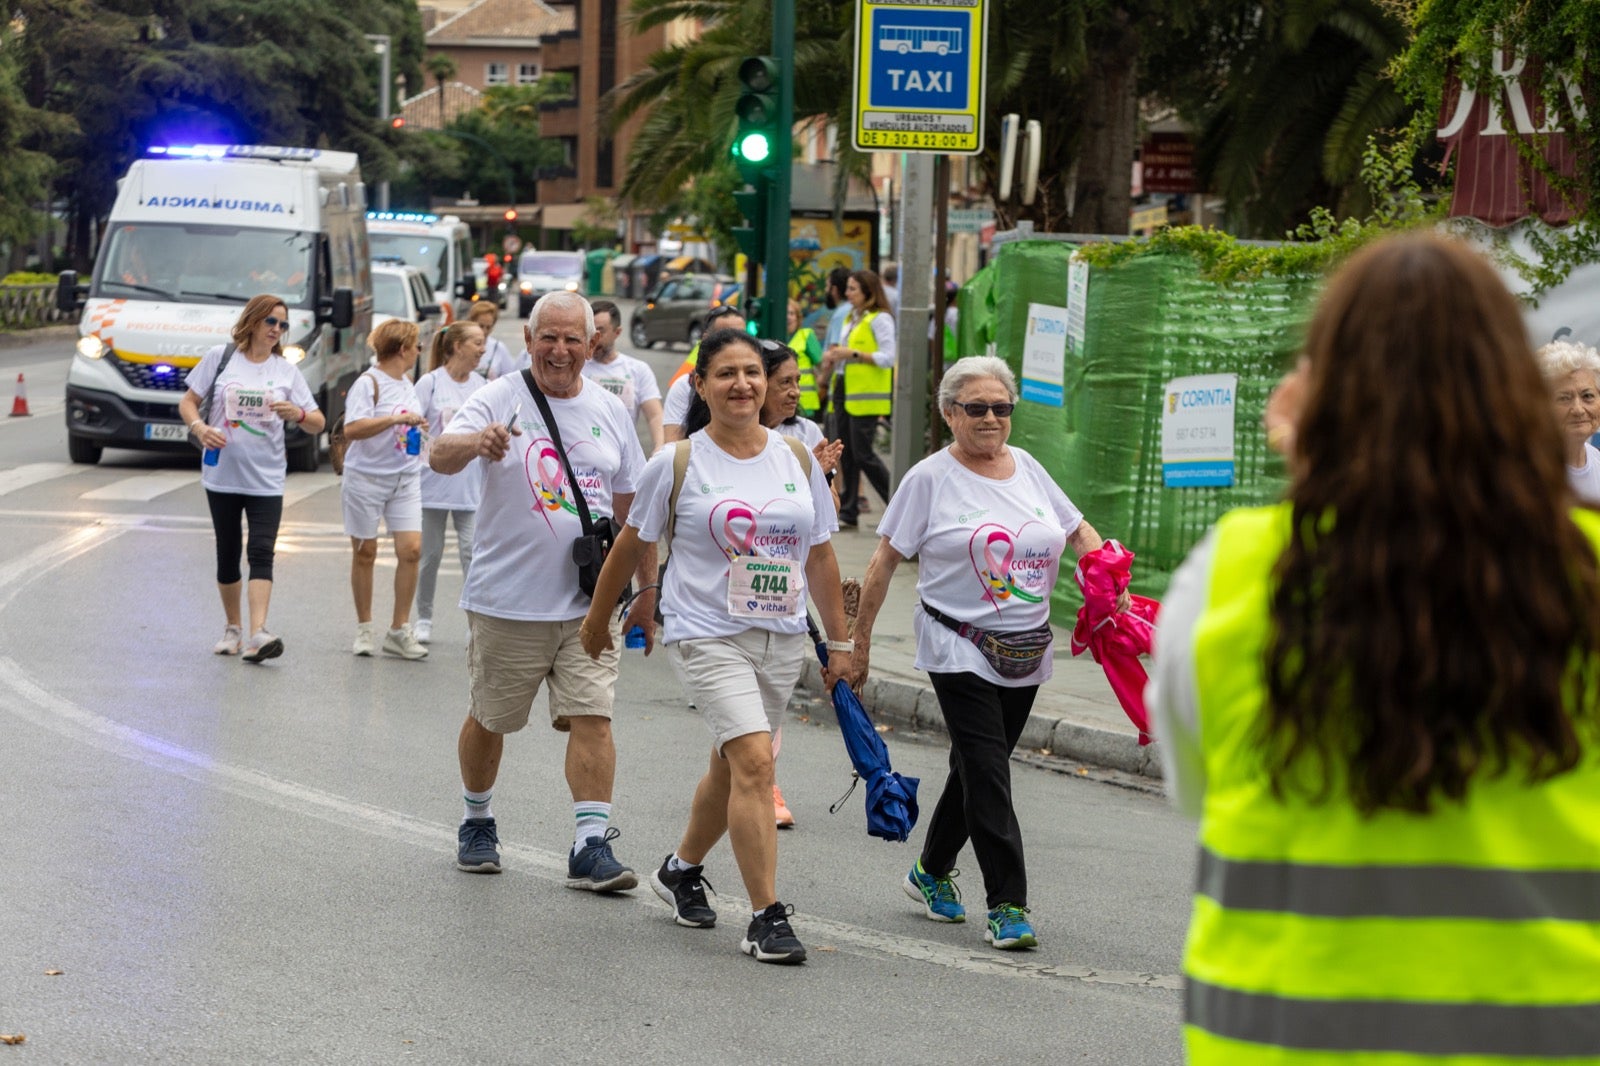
[79,472,201,501]
[0,462,92,497]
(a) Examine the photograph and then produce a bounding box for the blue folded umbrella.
[810,618,920,842]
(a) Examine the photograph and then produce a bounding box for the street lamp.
[364,33,392,211]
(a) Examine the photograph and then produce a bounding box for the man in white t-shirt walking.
[429,291,659,890]
[582,299,664,453]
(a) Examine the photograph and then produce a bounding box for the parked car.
[515,250,585,318]
[629,273,742,349]
[370,262,439,380]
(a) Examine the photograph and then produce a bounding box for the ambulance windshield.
[95,223,317,307]
[367,233,448,292]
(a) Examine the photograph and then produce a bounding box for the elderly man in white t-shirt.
[430,291,658,890]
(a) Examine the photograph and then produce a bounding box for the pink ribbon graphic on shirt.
[722,507,758,557]
[970,524,1047,613]
[708,499,802,563]
[523,437,580,534]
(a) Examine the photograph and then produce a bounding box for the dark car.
[629,273,742,350]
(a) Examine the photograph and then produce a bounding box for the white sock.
[463,788,492,822]
[667,853,696,873]
[573,801,611,854]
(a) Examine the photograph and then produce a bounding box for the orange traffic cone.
[8,373,28,417]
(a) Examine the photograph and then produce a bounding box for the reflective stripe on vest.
[1185,503,1600,1065]
[842,311,892,416]
[788,328,821,416]
[668,349,697,388]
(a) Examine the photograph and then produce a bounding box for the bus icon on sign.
[878,24,963,56]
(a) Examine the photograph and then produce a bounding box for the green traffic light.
[738,131,772,164]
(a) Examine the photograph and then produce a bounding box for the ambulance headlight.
[281,345,306,365]
[563,281,579,292]
[77,335,108,360]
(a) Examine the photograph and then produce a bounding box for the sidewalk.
[800,519,1163,779]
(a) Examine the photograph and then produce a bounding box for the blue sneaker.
[984,904,1038,950]
[456,817,502,873]
[566,826,638,893]
[903,860,965,922]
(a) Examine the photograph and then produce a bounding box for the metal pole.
[931,154,950,450]
[890,153,934,488]
[365,34,392,211]
[763,0,795,341]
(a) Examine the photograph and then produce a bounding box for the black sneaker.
[741,902,807,964]
[565,826,638,892]
[456,817,502,873]
[650,856,717,928]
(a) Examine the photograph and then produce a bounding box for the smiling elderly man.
[429,291,658,889]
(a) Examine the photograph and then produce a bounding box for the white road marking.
[0,462,92,497]
[0,523,1182,993]
[80,471,201,501]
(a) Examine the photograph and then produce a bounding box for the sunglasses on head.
[956,401,1015,418]
[263,316,288,329]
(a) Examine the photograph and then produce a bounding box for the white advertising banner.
[1161,373,1237,487]
[1020,302,1068,406]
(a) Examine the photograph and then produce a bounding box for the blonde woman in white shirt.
[340,318,430,659]
[581,328,854,965]
[1536,338,1600,504]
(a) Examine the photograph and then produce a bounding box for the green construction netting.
[952,264,998,361]
[969,240,1318,624]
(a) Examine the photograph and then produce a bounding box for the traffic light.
[732,56,779,182]
[743,298,762,334]
[503,208,518,223]
[731,184,766,262]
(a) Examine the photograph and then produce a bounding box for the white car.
[370,262,439,378]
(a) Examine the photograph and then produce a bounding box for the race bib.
[727,557,804,619]
[224,387,272,424]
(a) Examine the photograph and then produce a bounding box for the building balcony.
[537,169,579,205]
[538,97,580,139]
[539,30,581,72]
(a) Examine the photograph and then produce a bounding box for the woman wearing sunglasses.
[849,355,1117,951]
[180,294,325,663]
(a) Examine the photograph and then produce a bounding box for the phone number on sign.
[857,130,978,150]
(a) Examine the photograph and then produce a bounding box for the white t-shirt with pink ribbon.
[185,344,317,497]
[876,446,1083,686]
[415,367,487,510]
[629,428,837,643]
[342,369,425,477]
[445,374,644,622]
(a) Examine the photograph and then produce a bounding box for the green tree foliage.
[0,6,56,250]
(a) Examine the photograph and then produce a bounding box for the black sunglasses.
[263,316,288,329]
[955,401,1015,418]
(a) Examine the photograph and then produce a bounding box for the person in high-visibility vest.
[786,298,823,417]
[1150,233,1600,1065]
[820,269,896,528]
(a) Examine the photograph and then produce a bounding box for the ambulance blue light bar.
[366,211,440,224]
[148,145,320,161]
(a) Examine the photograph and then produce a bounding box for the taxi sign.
[852,0,987,155]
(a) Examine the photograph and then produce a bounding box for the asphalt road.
[0,314,1194,1064]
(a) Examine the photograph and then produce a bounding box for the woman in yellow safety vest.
[821,269,896,527]
[786,299,823,417]
[1149,232,1600,1065]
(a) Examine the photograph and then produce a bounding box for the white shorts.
[668,630,808,753]
[341,468,423,538]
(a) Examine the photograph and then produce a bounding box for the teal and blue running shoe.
[984,903,1038,950]
[903,860,965,922]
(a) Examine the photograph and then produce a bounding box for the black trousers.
[206,490,283,584]
[920,671,1039,909]
[833,377,892,523]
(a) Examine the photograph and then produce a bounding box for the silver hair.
[528,290,595,340]
[938,355,1018,409]
[1536,339,1600,388]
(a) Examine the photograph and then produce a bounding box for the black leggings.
[206,490,284,584]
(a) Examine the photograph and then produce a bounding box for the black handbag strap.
[522,368,594,536]
[198,342,238,418]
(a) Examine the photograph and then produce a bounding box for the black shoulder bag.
[187,342,237,450]
[522,369,625,601]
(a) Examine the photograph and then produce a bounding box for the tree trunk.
[1066,12,1139,235]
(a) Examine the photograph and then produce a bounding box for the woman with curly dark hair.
[1150,233,1600,1064]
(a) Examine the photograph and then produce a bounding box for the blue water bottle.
[203,446,220,466]
[405,426,421,455]
[624,626,646,649]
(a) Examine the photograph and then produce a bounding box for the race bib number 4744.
[727,557,804,619]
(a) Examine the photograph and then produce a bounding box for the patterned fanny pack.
[920,601,1054,681]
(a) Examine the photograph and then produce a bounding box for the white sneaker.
[353,622,377,657]
[213,624,243,655]
[414,618,432,644]
[383,624,428,660]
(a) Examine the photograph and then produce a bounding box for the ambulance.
[364,212,476,324]
[56,144,372,470]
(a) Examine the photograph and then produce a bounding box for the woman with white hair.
[1537,338,1600,503]
[849,355,1118,951]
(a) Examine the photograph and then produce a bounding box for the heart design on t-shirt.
[968,521,1050,612]
[708,498,804,562]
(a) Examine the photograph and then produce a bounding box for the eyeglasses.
[263,316,288,329]
[955,401,1015,418]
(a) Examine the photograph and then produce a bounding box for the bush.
[2,272,58,285]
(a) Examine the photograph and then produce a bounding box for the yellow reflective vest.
[1185,503,1600,1065]
[787,327,822,416]
[841,312,892,416]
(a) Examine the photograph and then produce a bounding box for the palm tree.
[425,52,458,130]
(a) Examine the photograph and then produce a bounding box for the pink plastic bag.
[1071,541,1159,745]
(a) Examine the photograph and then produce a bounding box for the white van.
[515,249,586,318]
[56,144,370,471]
[365,212,476,323]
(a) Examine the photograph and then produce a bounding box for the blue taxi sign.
[852,0,987,155]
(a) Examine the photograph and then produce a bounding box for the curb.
[798,661,1163,780]
[0,324,75,350]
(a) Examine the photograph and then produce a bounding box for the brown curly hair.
[1263,233,1598,814]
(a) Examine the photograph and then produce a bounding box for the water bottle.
[405,426,421,455]
[203,447,220,466]
[624,626,646,649]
